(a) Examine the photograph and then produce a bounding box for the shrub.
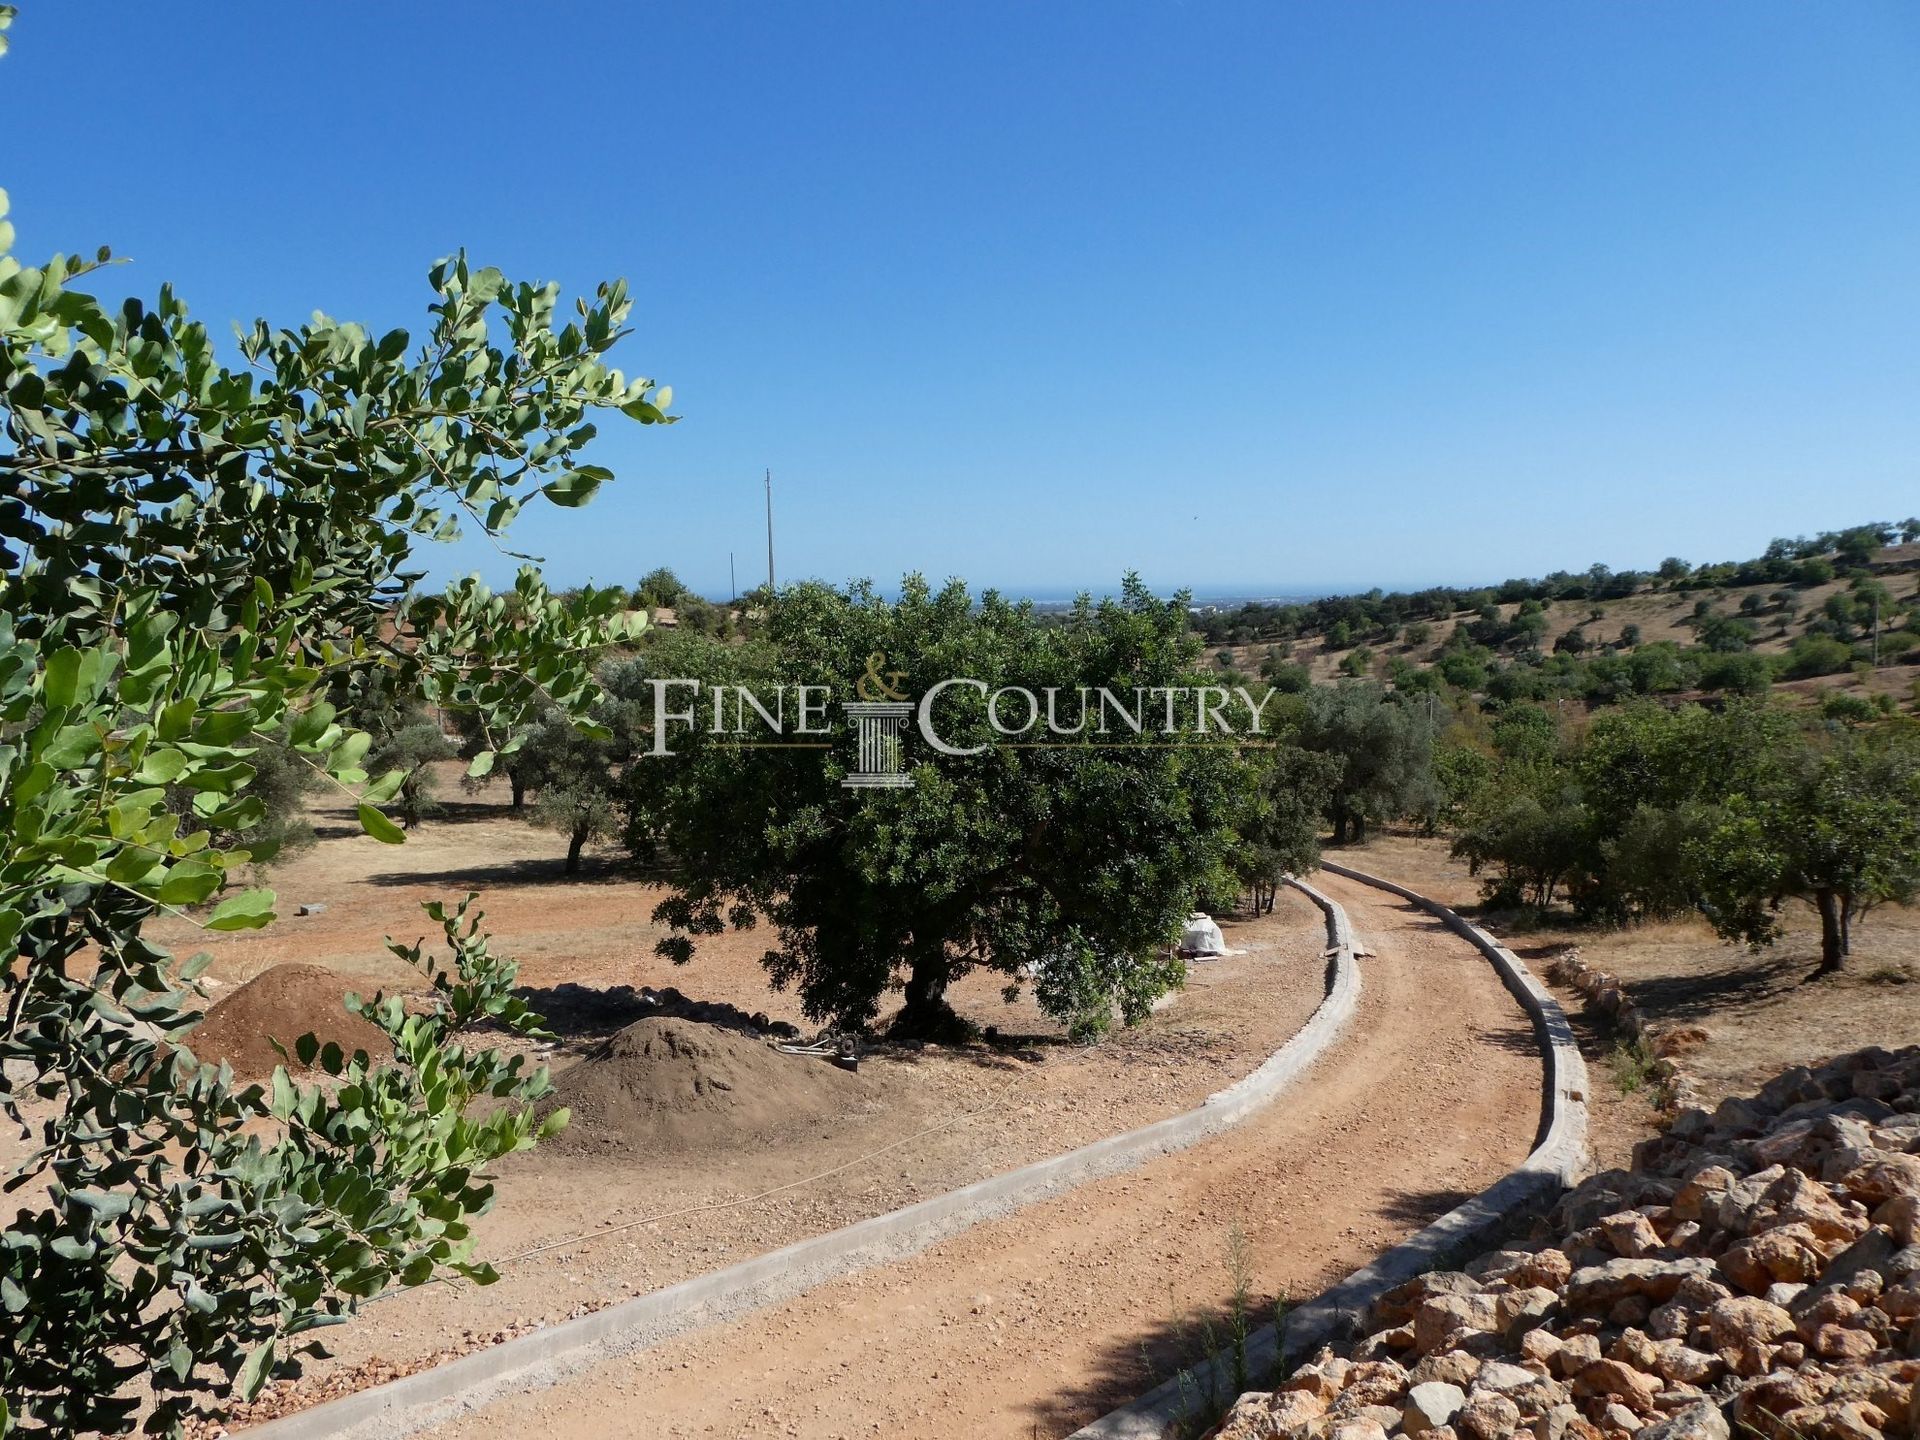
[1782,633,1855,680]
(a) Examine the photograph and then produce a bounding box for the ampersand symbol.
[856,650,908,701]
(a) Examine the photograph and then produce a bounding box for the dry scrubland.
[1213,546,1920,710]
[1343,831,1920,1112]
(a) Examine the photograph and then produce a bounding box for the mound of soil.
[524,982,803,1042]
[187,963,389,1079]
[551,1016,869,1154]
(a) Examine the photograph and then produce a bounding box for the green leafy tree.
[1783,632,1855,679]
[515,715,621,872]
[1698,651,1773,695]
[646,576,1249,1039]
[0,163,667,1436]
[1297,683,1438,844]
[1232,746,1343,913]
[367,718,456,829]
[534,777,620,874]
[1689,730,1920,973]
[1490,704,1557,765]
[1259,651,1310,693]
[1451,772,1590,909]
[631,565,687,610]
[1431,739,1495,830]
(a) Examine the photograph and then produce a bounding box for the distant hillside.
[1203,522,1920,716]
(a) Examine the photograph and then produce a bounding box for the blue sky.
[6,4,1919,600]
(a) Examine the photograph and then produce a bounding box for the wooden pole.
[764,469,775,593]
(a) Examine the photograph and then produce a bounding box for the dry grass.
[1213,548,1920,713]
[1328,829,1920,1112]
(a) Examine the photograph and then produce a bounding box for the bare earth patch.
[402,873,1544,1439]
[1341,829,1920,1121]
[157,775,1334,1429]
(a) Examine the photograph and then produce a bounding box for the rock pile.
[1214,1045,1920,1440]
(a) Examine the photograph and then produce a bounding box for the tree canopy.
[0,164,666,1435]
[641,575,1251,1041]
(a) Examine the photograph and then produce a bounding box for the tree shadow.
[1620,951,1805,1022]
[1469,1016,1549,1059]
[509,981,803,1058]
[362,854,648,889]
[867,1032,1066,1075]
[419,797,523,826]
[1020,1283,1278,1438]
[1373,1186,1478,1225]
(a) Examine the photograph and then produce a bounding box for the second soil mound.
[552,1016,871,1154]
[187,963,390,1079]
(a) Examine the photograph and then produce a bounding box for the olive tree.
[516,716,622,873]
[1232,745,1342,914]
[0,161,668,1436]
[1296,683,1438,844]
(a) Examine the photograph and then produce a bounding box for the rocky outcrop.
[1212,1046,1920,1440]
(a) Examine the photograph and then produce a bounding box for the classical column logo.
[844,651,913,788]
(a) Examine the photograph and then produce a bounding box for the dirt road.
[421,874,1546,1440]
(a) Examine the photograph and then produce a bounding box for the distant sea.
[1014,587,1332,611]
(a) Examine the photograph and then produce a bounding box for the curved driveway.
[425,873,1544,1440]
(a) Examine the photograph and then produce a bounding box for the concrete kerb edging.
[245,881,1359,1440]
[1067,862,1590,1440]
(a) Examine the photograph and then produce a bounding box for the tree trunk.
[1815,889,1845,974]
[891,949,961,1040]
[510,770,527,811]
[1351,812,1367,844]
[565,827,586,874]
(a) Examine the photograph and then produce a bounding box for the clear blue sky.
[7,4,1919,600]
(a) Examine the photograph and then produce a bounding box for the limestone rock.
[1566,1257,1716,1310]
[1414,1293,1503,1354]
[1635,1399,1730,1440]
[1707,1295,1795,1350]
[1403,1380,1468,1434]
[1453,1389,1522,1439]
[1602,1211,1665,1259]
[1572,1357,1662,1412]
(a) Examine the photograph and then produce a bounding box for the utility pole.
[764,468,776,594]
[729,552,736,603]
[1873,598,1881,666]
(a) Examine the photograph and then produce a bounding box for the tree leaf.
[540,469,603,507]
[357,803,406,844]
[237,1339,276,1400]
[40,648,81,707]
[155,862,222,907]
[206,887,276,931]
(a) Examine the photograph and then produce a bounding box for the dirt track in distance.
[423,873,1545,1440]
